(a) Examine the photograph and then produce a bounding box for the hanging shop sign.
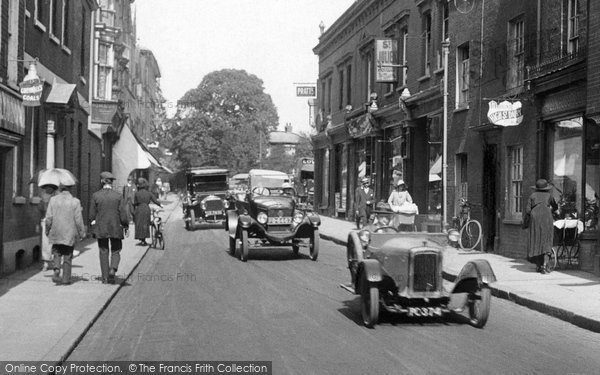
[0,90,26,135]
[296,86,316,97]
[347,113,375,138]
[487,100,523,126]
[376,39,398,83]
[19,63,44,107]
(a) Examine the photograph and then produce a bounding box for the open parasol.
[33,168,78,187]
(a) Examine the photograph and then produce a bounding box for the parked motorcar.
[342,214,496,328]
[183,167,230,230]
[226,169,320,262]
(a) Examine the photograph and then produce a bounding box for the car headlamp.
[293,212,304,225]
[223,200,230,209]
[201,202,206,210]
[447,229,460,246]
[257,212,268,224]
[358,230,371,246]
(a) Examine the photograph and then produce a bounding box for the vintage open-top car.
[226,169,321,262]
[183,167,231,230]
[343,215,496,329]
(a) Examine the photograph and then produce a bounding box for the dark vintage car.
[226,169,321,262]
[183,167,231,230]
[343,212,496,328]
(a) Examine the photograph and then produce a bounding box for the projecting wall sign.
[487,100,523,127]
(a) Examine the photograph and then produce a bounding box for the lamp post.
[442,39,450,232]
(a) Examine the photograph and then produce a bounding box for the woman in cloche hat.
[524,179,558,274]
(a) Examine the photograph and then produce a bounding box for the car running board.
[340,283,356,294]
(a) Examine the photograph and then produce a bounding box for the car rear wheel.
[309,229,319,261]
[240,229,249,262]
[468,286,491,328]
[361,280,379,328]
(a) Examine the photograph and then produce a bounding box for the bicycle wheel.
[545,248,557,273]
[157,232,165,250]
[459,220,482,250]
[150,224,157,248]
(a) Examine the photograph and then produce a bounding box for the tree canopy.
[170,69,279,173]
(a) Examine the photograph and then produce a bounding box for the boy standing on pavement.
[45,184,86,285]
[90,172,129,284]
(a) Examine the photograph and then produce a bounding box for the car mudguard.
[226,210,238,237]
[347,231,365,263]
[238,214,252,229]
[451,259,497,294]
[357,259,382,289]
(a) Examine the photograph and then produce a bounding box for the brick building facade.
[313,0,599,273]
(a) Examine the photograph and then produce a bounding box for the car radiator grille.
[412,253,439,292]
[204,199,223,211]
[267,208,293,217]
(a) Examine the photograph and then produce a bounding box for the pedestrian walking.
[122,176,137,223]
[39,184,58,271]
[151,178,162,200]
[45,184,86,285]
[134,177,162,246]
[525,179,559,274]
[354,177,374,229]
[90,172,129,284]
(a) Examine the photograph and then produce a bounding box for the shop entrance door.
[483,144,498,251]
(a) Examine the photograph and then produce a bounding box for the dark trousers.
[53,244,74,283]
[98,238,122,281]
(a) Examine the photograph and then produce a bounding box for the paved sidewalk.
[318,215,600,333]
[0,193,180,361]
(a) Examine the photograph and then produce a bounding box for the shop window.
[335,144,348,215]
[584,120,600,231]
[508,145,523,216]
[507,17,525,90]
[384,127,404,197]
[550,118,583,220]
[322,149,329,206]
[428,116,442,214]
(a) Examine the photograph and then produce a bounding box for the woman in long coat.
[133,178,161,245]
[526,179,558,273]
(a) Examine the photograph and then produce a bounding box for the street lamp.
[442,38,450,232]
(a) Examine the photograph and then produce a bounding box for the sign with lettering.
[487,100,523,126]
[376,39,398,82]
[19,63,44,107]
[0,91,25,135]
[296,86,316,97]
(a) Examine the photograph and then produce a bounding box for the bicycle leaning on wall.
[453,198,483,251]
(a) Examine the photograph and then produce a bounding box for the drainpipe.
[442,39,450,232]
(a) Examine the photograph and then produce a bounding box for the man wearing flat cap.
[354,177,374,229]
[90,171,129,284]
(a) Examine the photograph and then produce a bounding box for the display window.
[548,117,599,232]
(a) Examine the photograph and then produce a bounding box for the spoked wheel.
[309,229,319,261]
[545,248,557,273]
[361,279,379,328]
[156,233,165,250]
[229,235,237,255]
[239,230,249,262]
[468,286,491,328]
[459,220,482,250]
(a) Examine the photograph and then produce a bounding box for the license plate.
[407,307,442,317]
[205,210,221,216]
[268,216,292,225]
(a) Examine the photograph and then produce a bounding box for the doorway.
[483,144,499,251]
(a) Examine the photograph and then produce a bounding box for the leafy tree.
[170,69,279,174]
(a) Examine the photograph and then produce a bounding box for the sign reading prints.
[296,86,316,97]
[487,100,523,126]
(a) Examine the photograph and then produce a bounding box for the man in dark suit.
[90,171,129,284]
[354,177,374,229]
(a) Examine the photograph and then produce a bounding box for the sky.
[135,0,356,135]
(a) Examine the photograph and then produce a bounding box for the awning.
[45,82,76,105]
[112,125,157,185]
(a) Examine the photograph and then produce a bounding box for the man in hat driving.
[354,177,374,229]
[90,172,129,284]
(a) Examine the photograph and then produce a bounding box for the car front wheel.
[239,229,249,262]
[361,279,379,328]
[468,286,491,328]
[309,229,319,261]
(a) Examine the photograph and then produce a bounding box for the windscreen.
[190,174,228,192]
[251,175,289,189]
